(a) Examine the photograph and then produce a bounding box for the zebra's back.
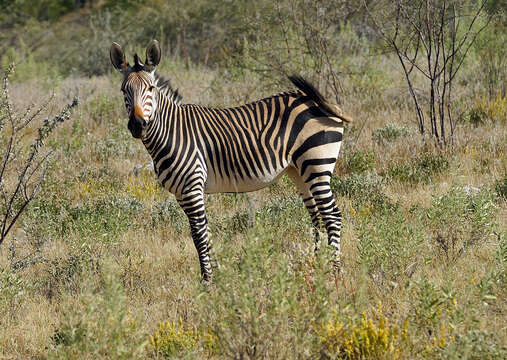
[150,91,344,194]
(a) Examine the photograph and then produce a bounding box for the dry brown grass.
[0,57,505,359]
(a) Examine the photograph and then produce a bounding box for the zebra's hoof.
[200,276,213,286]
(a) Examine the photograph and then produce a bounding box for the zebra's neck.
[142,91,179,159]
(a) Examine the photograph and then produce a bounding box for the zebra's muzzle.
[128,114,146,139]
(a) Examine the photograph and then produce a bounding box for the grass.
[0,35,506,360]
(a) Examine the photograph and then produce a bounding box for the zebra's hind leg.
[177,190,212,283]
[302,195,322,252]
[307,175,342,271]
[287,167,321,252]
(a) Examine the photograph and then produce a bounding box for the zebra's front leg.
[177,192,212,282]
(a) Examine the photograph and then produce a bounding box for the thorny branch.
[0,64,78,246]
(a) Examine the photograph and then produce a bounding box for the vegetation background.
[0,0,505,358]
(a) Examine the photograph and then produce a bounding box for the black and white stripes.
[110,40,352,282]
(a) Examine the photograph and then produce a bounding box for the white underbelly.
[204,168,287,193]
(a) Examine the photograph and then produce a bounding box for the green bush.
[344,150,375,174]
[439,330,506,359]
[0,269,27,319]
[494,174,507,199]
[49,270,146,359]
[24,195,144,242]
[355,205,423,285]
[426,187,497,262]
[316,303,408,359]
[384,154,450,184]
[200,225,332,359]
[372,123,411,144]
[331,173,392,212]
[149,198,188,233]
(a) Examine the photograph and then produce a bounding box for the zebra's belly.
[204,168,287,193]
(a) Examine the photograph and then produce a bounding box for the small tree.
[365,0,492,145]
[0,64,78,246]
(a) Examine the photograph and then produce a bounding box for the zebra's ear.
[145,40,161,69]
[110,42,128,72]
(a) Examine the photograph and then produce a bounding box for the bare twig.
[0,64,78,246]
[364,0,492,145]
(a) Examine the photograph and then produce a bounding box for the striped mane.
[154,73,182,105]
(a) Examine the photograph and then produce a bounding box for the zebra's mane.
[154,73,182,105]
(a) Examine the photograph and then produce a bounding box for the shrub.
[426,187,497,262]
[149,198,188,233]
[355,205,423,285]
[384,154,449,184]
[494,174,507,199]
[24,195,144,242]
[372,123,410,144]
[331,172,392,212]
[40,246,102,299]
[0,269,27,320]
[344,150,375,174]
[49,270,146,359]
[315,303,408,359]
[0,64,78,246]
[439,330,507,359]
[409,277,459,356]
[199,227,332,359]
[463,95,507,126]
[149,319,216,358]
[255,196,307,230]
[86,94,123,126]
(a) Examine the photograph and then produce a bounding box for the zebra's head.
[110,40,161,139]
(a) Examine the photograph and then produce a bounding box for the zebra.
[110,40,353,282]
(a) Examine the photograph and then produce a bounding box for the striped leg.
[287,167,321,252]
[302,195,322,252]
[177,190,212,282]
[308,177,342,270]
[287,167,320,252]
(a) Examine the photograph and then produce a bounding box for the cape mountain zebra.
[110,40,353,282]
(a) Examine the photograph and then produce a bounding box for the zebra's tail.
[288,75,353,123]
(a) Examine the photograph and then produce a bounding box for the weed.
[494,174,507,199]
[48,268,146,359]
[149,318,215,358]
[463,94,507,126]
[356,205,423,286]
[200,227,332,359]
[439,329,507,359]
[331,172,392,212]
[384,154,449,184]
[426,187,497,262]
[86,94,123,126]
[40,246,101,300]
[0,269,26,320]
[24,194,144,242]
[315,303,408,359]
[344,150,375,174]
[149,198,188,233]
[372,123,410,144]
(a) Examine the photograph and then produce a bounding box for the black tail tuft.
[288,75,327,105]
[288,75,352,123]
